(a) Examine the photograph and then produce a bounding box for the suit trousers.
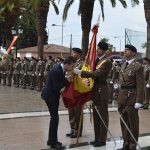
[45,98,59,145]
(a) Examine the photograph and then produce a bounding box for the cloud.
[47,0,146,53]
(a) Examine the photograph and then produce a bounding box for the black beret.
[97,42,108,51]
[125,44,137,53]
[143,57,150,64]
[72,47,82,54]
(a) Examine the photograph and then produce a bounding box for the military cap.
[125,44,137,53]
[143,57,150,64]
[97,42,108,51]
[72,47,82,54]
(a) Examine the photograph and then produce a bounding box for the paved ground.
[0,84,150,150]
[0,84,65,114]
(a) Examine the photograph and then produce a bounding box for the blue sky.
[47,0,147,53]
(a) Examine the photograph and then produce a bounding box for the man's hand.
[86,100,93,107]
[66,74,73,82]
[73,68,82,75]
[134,103,142,109]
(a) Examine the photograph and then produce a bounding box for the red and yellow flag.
[7,36,18,54]
[63,25,98,108]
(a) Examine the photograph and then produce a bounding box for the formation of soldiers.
[0,54,150,109]
[0,56,64,91]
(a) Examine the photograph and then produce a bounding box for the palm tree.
[0,0,21,48]
[63,0,139,57]
[0,0,35,49]
[31,0,59,57]
[144,0,150,58]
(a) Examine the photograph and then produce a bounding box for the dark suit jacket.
[41,64,69,102]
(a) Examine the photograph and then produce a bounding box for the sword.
[119,112,141,150]
[118,91,141,150]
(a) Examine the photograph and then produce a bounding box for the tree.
[31,0,59,57]
[141,42,147,49]
[144,0,150,58]
[63,0,139,58]
[100,38,113,51]
[0,0,39,49]
[0,0,21,48]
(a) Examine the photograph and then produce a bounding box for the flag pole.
[76,105,83,144]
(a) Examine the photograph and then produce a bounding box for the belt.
[121,85,136,89]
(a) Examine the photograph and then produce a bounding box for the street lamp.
[51,22,65,57]
[11,26,23,58]
[114,36,121,55]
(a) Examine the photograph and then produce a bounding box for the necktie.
[125,62,129,69]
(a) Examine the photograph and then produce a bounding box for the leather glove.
[146,84,150,88]
[134,103,142,109]
[73,68,82,75]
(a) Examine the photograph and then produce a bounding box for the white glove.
[134,103,142,109]
[86,100,93,107]
[110,80,113,84]
[113,83,120,90]
[146,84,150,88]
[0,48,8,55]
[73,68,82,75]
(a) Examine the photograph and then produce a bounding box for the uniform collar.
[98,54,105,61]
[126,58,134,65]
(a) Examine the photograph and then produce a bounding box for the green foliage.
[100,37,114,51]
[141,42,147,49]
[62,0,139,21]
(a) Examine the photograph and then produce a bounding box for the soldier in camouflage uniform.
[0,53,11,83]
[28,57,37,90]
[22,57,29,89]
[1,65,7,85]
[20,58,24,86]
[14,57,21,87]
[6,59,14,86]
[44,56,54,85]
[0,58,2,84]
[143,57,150,109]
[36,56,45,91]
[107,61,115,103]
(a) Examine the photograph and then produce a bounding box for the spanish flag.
[63,25,98,108]
[7,36,18,54]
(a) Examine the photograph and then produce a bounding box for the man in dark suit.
[41,56,76,149]
[74,42,112,147]
[117,45,144,150]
